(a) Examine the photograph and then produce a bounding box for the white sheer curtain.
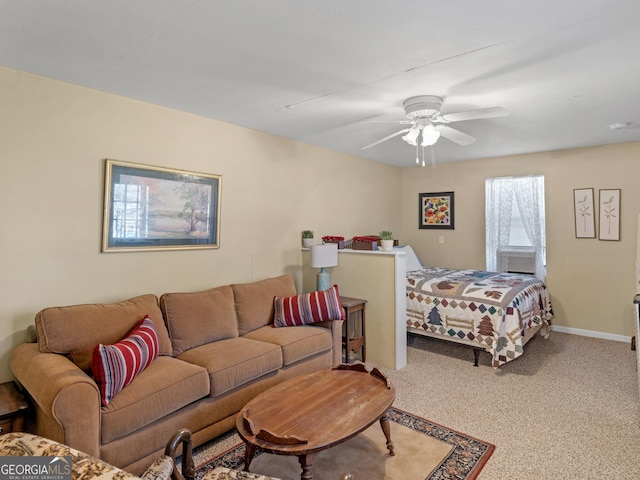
[513,175,546,280]
[485,177,514,272]
[485,175,546,281]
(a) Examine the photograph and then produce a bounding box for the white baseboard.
[550,325,632,343]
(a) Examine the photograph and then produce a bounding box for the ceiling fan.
[361,95,509,164]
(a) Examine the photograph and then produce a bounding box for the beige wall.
[400,143,640,339]
[0,66,401,382]
[1,64,636,383]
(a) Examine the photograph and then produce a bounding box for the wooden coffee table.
[236,364,396,480]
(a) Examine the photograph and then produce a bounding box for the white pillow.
[394,245,423,271]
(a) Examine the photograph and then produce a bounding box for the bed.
[400,246,553,367]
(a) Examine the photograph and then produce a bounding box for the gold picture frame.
[102,159,222,252]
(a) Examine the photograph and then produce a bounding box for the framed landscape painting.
[102,159,222,252]
[419,192,454,229]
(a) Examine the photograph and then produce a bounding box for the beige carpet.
[195,331,638,479]
[387,331,640,479]
[247,420,453,480]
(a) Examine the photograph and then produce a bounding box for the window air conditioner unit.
[497,247,536,275]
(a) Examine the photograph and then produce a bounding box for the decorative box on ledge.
[321,236,348,249]
[351,236,380,251]
[351,241,377,250]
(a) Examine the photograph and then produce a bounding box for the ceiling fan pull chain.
[415,144,419,164]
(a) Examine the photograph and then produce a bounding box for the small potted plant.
[379,230,394,251]
[302,230,314,248]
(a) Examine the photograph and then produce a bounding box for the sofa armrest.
[314,320,344,367]
[10,343,101,457]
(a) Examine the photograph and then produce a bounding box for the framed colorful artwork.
[102,159,222,252]
[419,192,454,229]
[573,188,595,238]
[598,189,621,241]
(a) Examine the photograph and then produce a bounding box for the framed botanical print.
[598,189,621,241]
[573,188,595,238]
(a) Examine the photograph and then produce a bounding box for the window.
[485,175,546,280]
[509,197,533,247]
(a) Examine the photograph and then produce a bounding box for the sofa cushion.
[92,316,160,406]
[244,325,332,367]
[35,294,172,373]
[273,285,345,328]
[160,285,238,356]
[176,337,282,396]
[100,356,209,444]
[232,275,297,336]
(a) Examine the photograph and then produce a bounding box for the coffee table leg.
[243,443,256,471]
[380,413,395,456]
[298,452,317,480]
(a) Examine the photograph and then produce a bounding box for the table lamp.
[310,243,338,291]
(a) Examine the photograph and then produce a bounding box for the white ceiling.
[1,0,639,167]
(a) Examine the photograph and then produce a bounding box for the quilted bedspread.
[406,267,553,367]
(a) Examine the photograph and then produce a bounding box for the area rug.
[195,407,494,480]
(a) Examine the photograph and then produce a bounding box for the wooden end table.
[340,296,366,363]
[0,381,29,434]
[236,364,395,480]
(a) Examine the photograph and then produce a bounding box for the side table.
[0,381,30,433]
[340,296,367,363]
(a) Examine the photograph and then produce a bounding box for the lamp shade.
[401,127,420,146]
[310,243,338,268]
[421,123,441,146]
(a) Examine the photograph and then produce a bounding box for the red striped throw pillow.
[273,284,345,328]
[92,315,159,406]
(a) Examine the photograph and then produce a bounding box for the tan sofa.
[10,274,343,476]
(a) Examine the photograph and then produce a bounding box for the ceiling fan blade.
[361,128,411,150]
[436,125,476,146]
[439,106,509,123]
[364,120,415,124]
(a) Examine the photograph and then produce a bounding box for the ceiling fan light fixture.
[421,124,441,146]
[361,95,497,164]
[402,127,420,146]
[403,95,443,120]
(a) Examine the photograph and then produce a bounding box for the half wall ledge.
[302,248,407,370]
